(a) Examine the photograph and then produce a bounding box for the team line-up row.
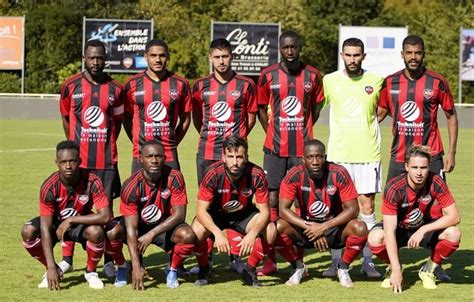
[21,30,459,293]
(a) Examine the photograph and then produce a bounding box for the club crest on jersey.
[326,185,337,195]
[108,94,116,105]
[77,194,89,205]
[141,204,162,225]
[230,90,241,100]
[308,201,330,220]
[419,194,432,204]
[161,188,171,199]
[365,86,374,95]
[60,208,78,220]
[423,89,434,99]
[304,82,312,92]
[241,188,252,197]
[169,89,179,100]
[223,200,243,213]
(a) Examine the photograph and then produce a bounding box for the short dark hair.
[405,144,431,163]
[145,38,169,55]
[222,136,248,154]
[403,35,424,51]
[279,30,302,48]
[84,39,106,55]
[342,37,365,53]
[141,140,164,153]
[56,140,79,154]
[210,38,232,53]
[304,139,326,153]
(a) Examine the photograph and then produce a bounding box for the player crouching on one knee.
[368,144,461,293]
[276,139,368,287]
[105,141,198,290]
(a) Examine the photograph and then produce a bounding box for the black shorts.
[373,222,439,249]
[25,216,89,249]
[196,156,219,185]
[89,168,121,201]
[117,216,187,252]
[263,153,300,190]
[132,157,180,174]
[386,155,445,184]
[210,210,258,235]
[296,224,346,250]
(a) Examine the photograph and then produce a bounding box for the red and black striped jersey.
[378,68,454,162]
[60,72,123,169]
[192,73,257,160]
[198,161,268,215]
[39,169,109,219]
[280,163,358,222]
[123,71,192,162]
[120,165,187,226]
[382,172,455,229]
[257,63,324,157]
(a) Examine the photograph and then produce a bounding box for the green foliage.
[56,61,81,87]
[0,72,21,93]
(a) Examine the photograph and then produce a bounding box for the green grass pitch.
[0,119,473,301]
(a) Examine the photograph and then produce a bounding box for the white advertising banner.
[338,25,408,77]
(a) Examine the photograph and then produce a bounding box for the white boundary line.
[0,147,55,153]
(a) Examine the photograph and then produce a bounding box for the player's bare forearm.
[40,216,57,269]
[417,204,460,235]
[68,207,110,226]
[196,200,222,236]
[61,116,70,139]
[280,199,307,229]
[124,215,141,269]
[146,205,186,238]
[192,110,203,133]
[123,115,133,142]
[175,112,191,145]
[247,113,257,133]
[323,199,358,230]
[250,202,270,235]
[257,105,269,133]
[445,108,458,170]
[383,215,402,272]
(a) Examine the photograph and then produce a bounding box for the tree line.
[1,0,473,102]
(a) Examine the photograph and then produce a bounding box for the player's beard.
[344,62,363,77]
[284,59,301,74]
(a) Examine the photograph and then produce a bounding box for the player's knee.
[442,226,461,243]
[269,191,279,208]
[106,224,124,241]
[350,220,368,237]
[275,218,288,234]
[21,224,38,241]
[174,226,196,244]
[85,225,105,243]
[367,228,384,246]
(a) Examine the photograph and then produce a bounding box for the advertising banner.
[84,18,153,73]
[461,28,474,81]
[338,25,408,77]
[0,16,24,70]
[212,21,280,76]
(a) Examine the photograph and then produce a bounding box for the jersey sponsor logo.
[403,208,424,228]
[141,204,162,225]
[153,89,160,95]
[423,89,434,99]
[222,200,244,213]
[146,101,168,122]
[60,208,78,220]
[365,86,374,95]
[241,188,252,197]
[93,92,99,98]
[218,188,230,193]
[160,188,171,199]
[390,89,400,95]
[203,91,216,96]
[84,106,105,127]
[212,101,232,122]
[133,90,146,97]
[108,94,116,105]
[77,194,89,205]
[400,101,420,122]
[230,90,241,99]
[308,201,330,220]
[304,82,312,92]
[326,185,337,195]
[56,197,63,202]
[169,89,179,100]
[419,194,432,204]
[270,84,280,89]
[281,96,301,116]
[300,186,311,192]
[140,196,149,202]
[72,93,85,99]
